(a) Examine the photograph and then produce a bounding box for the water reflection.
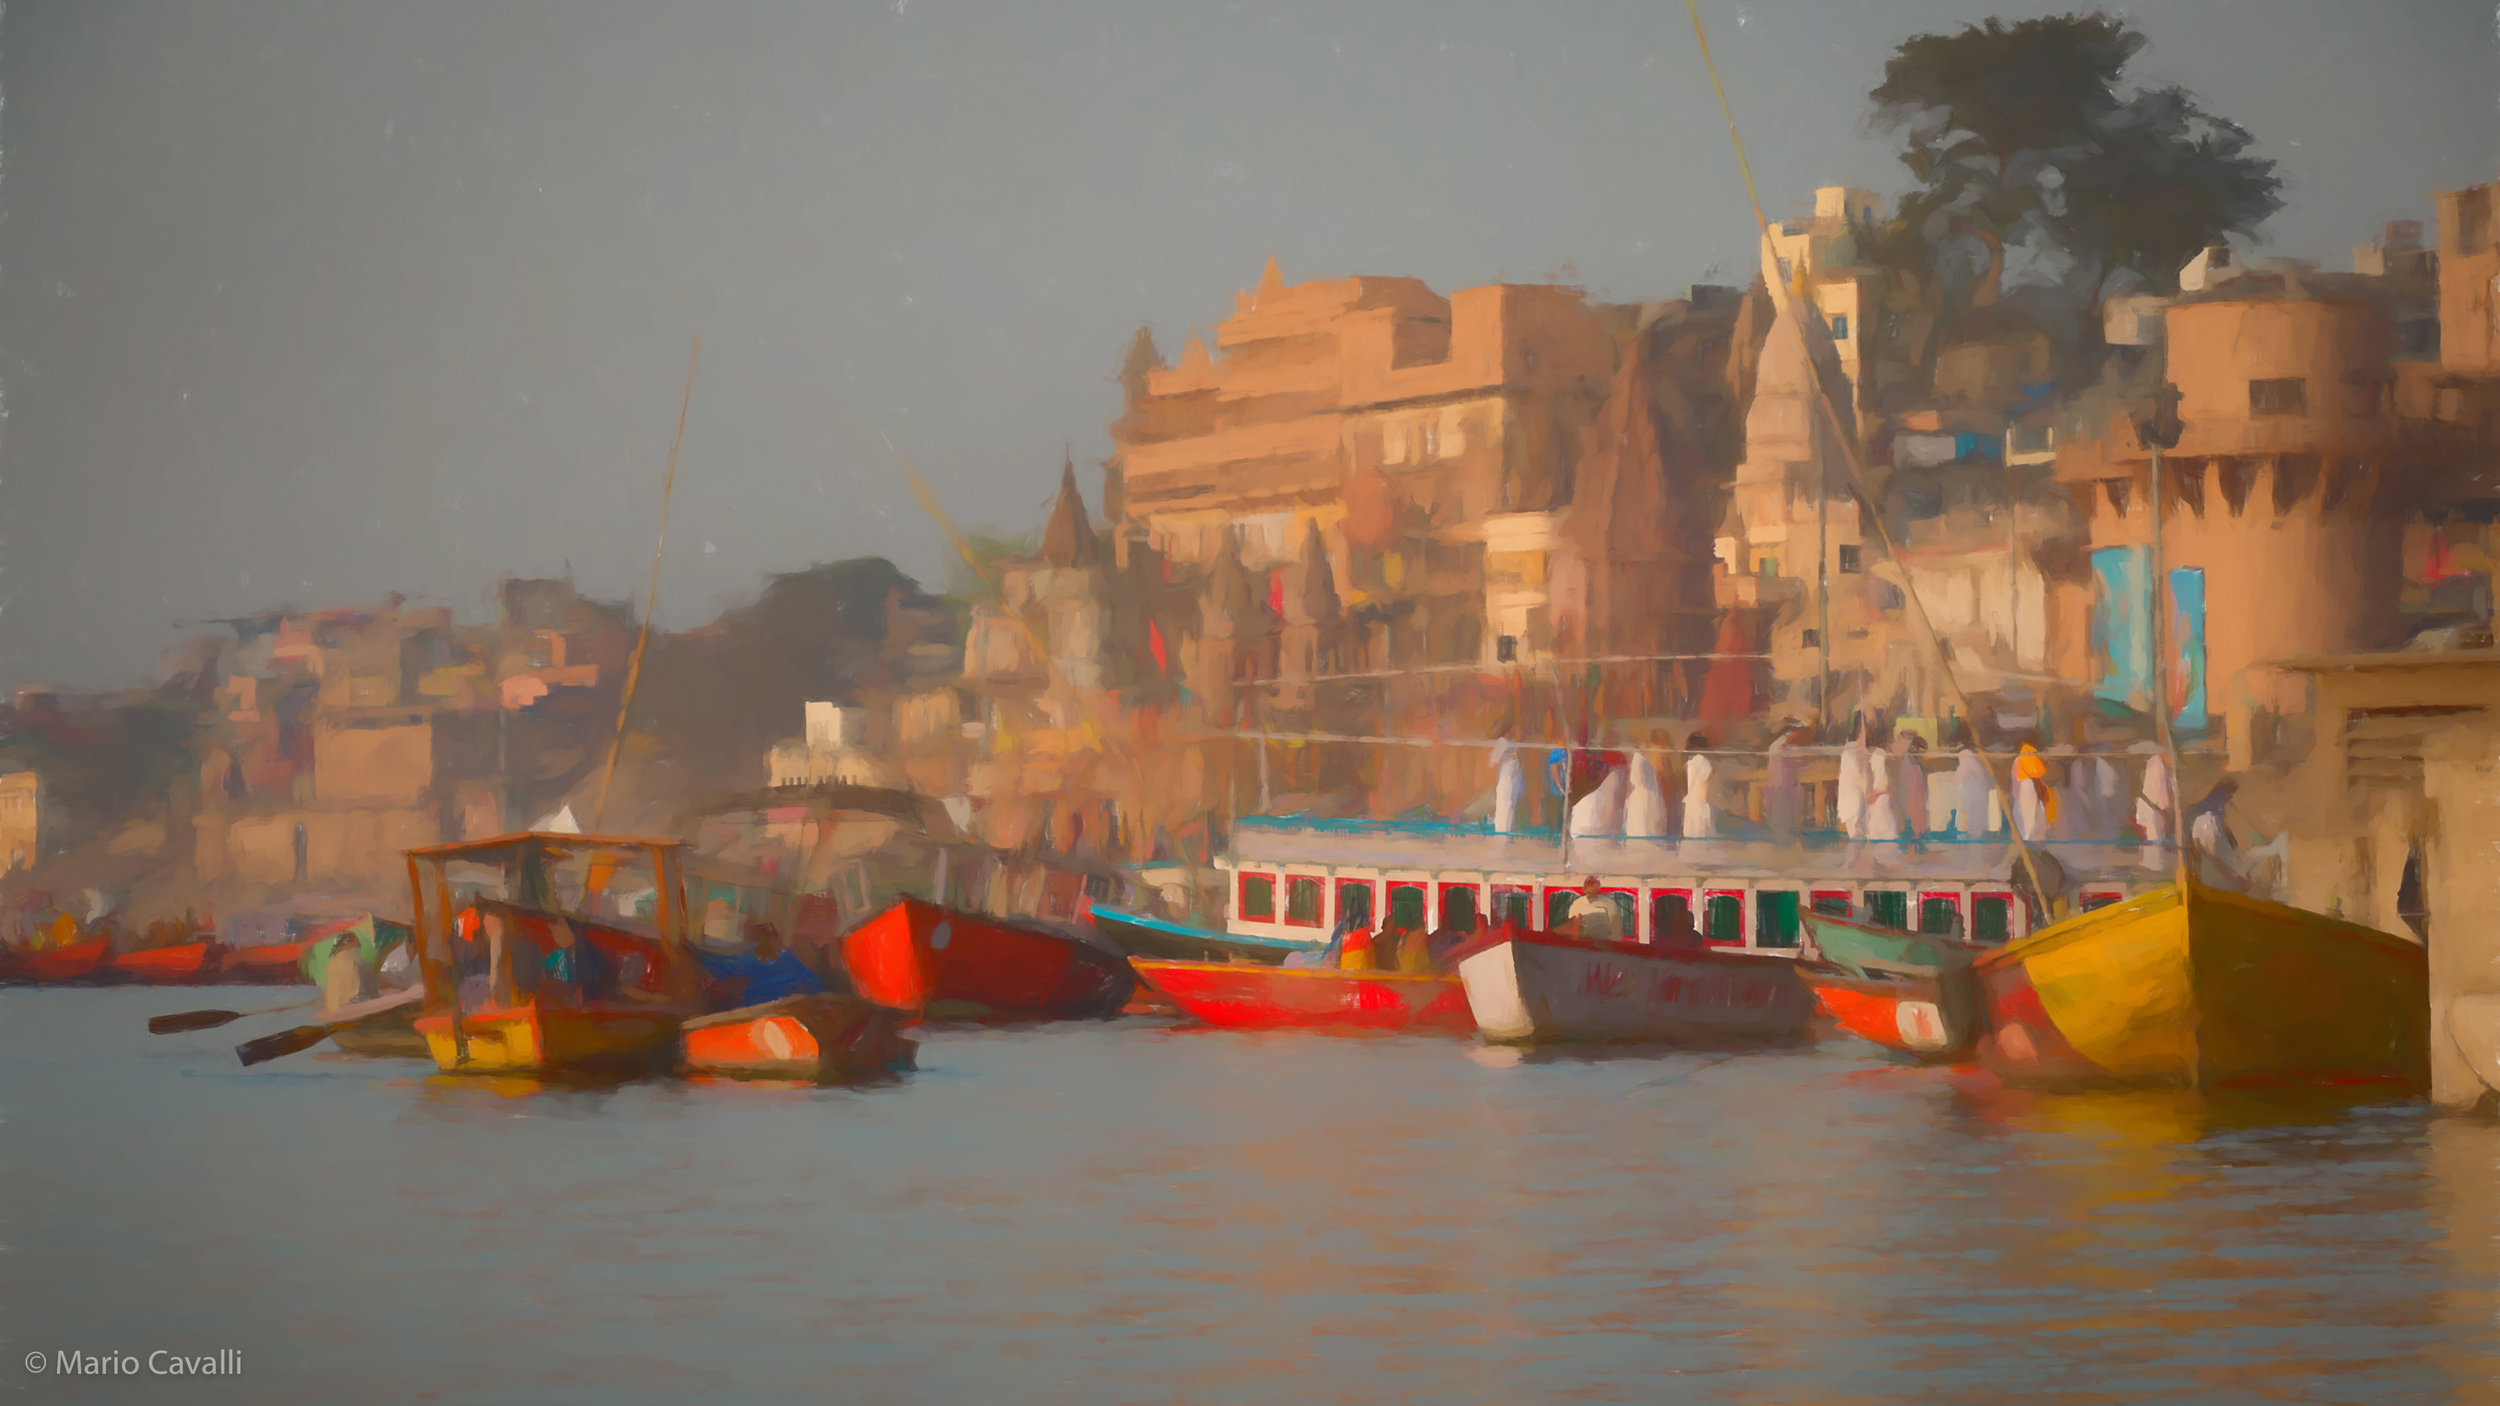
[6,989,2498,1403]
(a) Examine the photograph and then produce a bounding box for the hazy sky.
[2,0,2490,688]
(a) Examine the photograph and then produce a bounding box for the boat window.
[1649,891,1693,943]
[1545,889,1578,932]
[1492,886,1534,928]
[1972,895,2011,945]
[1810,892,1851,917]
[1867,891,1910,930]
[1284,876,1325,926]
[1387,884,1427,931]
[1438,884,1480,933]
[1755,891,1801,949]
[1704,892,1744,944]
[1239,874,1276,922]
[1336,880,1373,929]
[1919,895,1961,937]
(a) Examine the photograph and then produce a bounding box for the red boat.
[1796,962,1980,1062]
[222,939,317,985]
[111,941,222,985]
[680,994,917,1080]
[1130,958,1477,1034]
[841,897,1135,1020]
[11,937,115,984]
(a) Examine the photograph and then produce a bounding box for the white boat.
[1456,930,1816,1044]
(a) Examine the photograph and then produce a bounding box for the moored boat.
[11,936,115,984]
[680,994,916,1080]
[415,1001,681,1073]
[843,896,1133,1020]
[222,939,317,985]
[1131,958,1475,1033]
[111,941,222,985]
[1088,904,1322,966]
[1796,910,1983,1062]
[1456,930,1815,1045]
[1972,878,2428,1089]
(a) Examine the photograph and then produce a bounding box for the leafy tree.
[1867,15,2281,369]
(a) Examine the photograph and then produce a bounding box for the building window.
[1837,543,1861,574]
[1800,628,1821,648]
[1919,895,1961,936]
[1387,883,1427,930]
[1495,634,1518,663]
[1238,873,1276,922]
[1335,879,1374,929]
[1439,884,1480,933]
[1704,892,1745,944]
[1756,556,1778,578]
[1755,891,1801,949]
[1973,895,2012,945]
[1867,891,1909,930]
[2249,378,2307,416]
[1649,891,1692,942]
[1284,876,1324,926]
[1829,313,1849,340]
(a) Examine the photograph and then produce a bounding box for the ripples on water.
[5,989,2498,1404]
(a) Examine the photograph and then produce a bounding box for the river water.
[5,988,2498,1404]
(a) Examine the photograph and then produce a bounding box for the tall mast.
[2137,386,2193,885]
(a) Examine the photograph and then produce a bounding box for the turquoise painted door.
[2168,566,2207,730]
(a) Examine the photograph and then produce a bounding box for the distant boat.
[1456,930,1815,1045]
[111,941,222,985]
[1087,904,1322,966]
[222,939,317,985]
[680,994,916,1081]
[842,897,1134,1020]
[7,936,115,984]
[1130,958,1475,1033]
[1973,879,2428,1089]
[1795,910,1984,1062]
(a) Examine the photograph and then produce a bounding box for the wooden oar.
[149,1000,311,1035]
[235,987,425,1067]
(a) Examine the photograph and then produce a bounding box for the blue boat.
[1086,904,1324,966]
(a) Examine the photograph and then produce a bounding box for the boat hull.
[414,1002,681,1074]
[222,940,316,985]
[1798,963,1979,1062]
[1088,905,1321,966]
[1973,882,2429,1089]
[1457,934,1816,1045]
[680,994,916,1080]
[1131,959,1475,1033]
[842,897,1134,1020]
[9,937,115,984]
[329,1001,429,1059]
[111,942,221,985]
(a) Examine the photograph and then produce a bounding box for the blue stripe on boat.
[1089,905,1323,952]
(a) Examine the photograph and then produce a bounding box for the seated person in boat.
[537,920,613,1008]
[1656,904,1705,951]
[694,919,827,1008]
[321,932,373,1014]
[1335,924,1380,972]
[1566,879,1620,942]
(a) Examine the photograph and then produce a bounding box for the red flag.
[1268,570,1285,618]
[1148,619,1167,675]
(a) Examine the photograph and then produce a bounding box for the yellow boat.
[405,832,702,1075]
[1971,877,2428,1090]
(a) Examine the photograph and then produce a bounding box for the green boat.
[1801,909,1982,980]
[294,915,412,985]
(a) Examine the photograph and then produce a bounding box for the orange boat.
[680,994,916,1080]
[111,941,222,985]
[1797,964,1980,1063]
[1130,958,1476,1033]
[11,936,115,984]
[842,897,1134,1020]
[222,939,317,984]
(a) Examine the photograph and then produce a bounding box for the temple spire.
[1039,449,1098,568]
[1255,254,1285,303]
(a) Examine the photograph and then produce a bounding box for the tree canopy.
[1869,14,2281,319]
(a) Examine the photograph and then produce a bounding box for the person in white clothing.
[1953,740,1992,840]
[1681,733,1717,839]
[1569,767,1627,838]
[1837,723,1873,840]
[1491,737,1524,836]
[1623,751,1670,838]
[1894,732,1931,852]
[2136,749,2175,867]
[1764,721,1806,843]
[1864,742,1902,842]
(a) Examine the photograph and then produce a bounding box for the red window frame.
[1971,889,2017,943]
[1335,878,1378,929]
[2081,890,2123,912]
[1646,887,1695,946]
[1436,881,1485,931]
[1282,874,1326,927]
[1810,888,1854,918]
[1702,888,1746,946]
[1489,883,1536,929]
[1237,872,1277,923]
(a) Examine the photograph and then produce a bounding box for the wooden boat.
[405,832,703,1075]
[1130,958,1475,1033]
[1971,878,2429,1089]
[294,916,409,986]
[1088,904,1323,966]
[11,936,115,984]
[222,939,317,985]
[680,994,916,1080]
[1796,910,1983,1062]
[1456,930,1816,1045]
[327,989,429,1058]
[842,896,1134,1020]
[111,941,222,985]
